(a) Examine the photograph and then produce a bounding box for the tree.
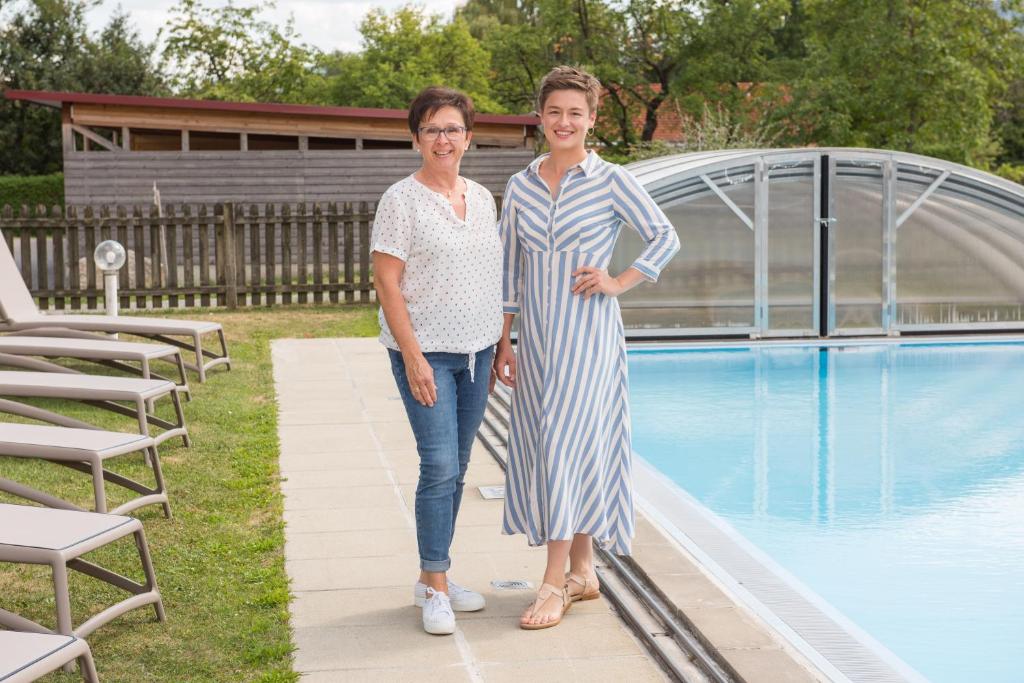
[161,0,328,104]
[784,0,1024,166]
[595,0,695,146]
[78,9,168,96]
[463,0,695,147]
[457,0,560,113]
[327,6,503,112]
[0,0,165,175]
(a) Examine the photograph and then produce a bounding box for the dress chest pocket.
[552,205,617,253]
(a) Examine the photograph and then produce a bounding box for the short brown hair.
[536,66,601,114]
[408,87,475,135]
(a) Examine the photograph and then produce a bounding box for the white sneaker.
[414,579,485,612]
[421,587,456,635]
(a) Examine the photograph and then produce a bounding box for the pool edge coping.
[633,454,930,683]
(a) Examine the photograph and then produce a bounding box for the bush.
[993,163,1024,186]
[0,173,64,211]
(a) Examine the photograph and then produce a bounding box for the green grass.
[0,305,380,682]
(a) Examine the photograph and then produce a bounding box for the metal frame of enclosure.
[618,148,1024,338]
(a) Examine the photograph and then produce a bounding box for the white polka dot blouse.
[371,174,503,355]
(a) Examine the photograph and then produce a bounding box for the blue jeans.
[388,347,494,572]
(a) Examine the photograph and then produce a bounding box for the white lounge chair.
[0,424,170,517]
[0,233,229,382]
[0,503,165,640]
[0,631,99,682]
[0,334,190,399]
[0,371,188,448]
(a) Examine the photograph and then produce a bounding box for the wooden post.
[249,204,261,306]
[343,202,354,304]
[359,201,370,302]
[264,203,276,307]
[35,205,48,309]
[61,105,74,154]
[199,205,212,307]
[222,203,238,309]
[132,206,145,309]
[181,130,190,152]
[327,202,339,304]
[53,205,66,311]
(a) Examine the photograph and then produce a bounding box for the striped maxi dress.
[500,151,680,555]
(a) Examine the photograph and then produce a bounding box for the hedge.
[0,173,64,211]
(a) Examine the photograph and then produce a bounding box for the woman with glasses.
[493,66,680,630]
[371,86,502,635]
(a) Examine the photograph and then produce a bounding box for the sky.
[81,0,462,54]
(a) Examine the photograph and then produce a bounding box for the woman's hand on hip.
[572,266,625,299]
[403,352,437,407]
[493,339,517,389]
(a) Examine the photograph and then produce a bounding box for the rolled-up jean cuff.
[421,558,451,572]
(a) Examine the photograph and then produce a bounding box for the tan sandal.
[566,572,601,602]
[520,582,571,630]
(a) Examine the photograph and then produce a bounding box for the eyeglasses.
[418,125,468,141]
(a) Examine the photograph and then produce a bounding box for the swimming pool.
[629,341,1024,683]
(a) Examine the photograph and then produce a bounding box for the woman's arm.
[494,312,517,388]
[611,166,681,281]
[494,179,520,388]
[374,252,437,406]
[572,167,680,299]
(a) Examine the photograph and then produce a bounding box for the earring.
[587,127,595,137]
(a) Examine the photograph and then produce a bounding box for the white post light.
[93,240,127,317]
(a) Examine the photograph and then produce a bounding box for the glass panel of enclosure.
[765,158,818,333]
[616,150,1024,337]
[895,164,1024,328]
[614,164,756,331]
[830,158,885,333]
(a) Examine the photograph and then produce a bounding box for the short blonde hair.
[536,65,601,114]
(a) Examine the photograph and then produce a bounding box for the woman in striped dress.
[493,66,679,630]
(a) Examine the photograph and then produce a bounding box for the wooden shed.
[4,90,538,205]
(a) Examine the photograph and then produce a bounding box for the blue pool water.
[628,342,1024,683]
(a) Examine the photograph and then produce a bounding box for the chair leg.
[137,397,153,466]
[218,328,231,370]
[194,332,206,382]
[143,358,156,414]
[52,561,73,635]
[79,647,100,683]
[52,561,76,673]
[174,351,192,401]
[91,460,107,514]
[149,445,172,519]
[171,390,190,447]
[134,528,165,622]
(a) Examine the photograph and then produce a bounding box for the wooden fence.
[0,202,376,310]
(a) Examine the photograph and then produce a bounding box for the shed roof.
[3,89,540,127]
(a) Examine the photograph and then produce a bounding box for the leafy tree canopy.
[326,6,504,113]
[785,0,1024,166]
[0,0,165,174]
[160,0,328,104]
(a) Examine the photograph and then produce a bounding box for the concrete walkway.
[273,337,669,682]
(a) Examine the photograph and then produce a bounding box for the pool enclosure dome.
[614,148,1024,337]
